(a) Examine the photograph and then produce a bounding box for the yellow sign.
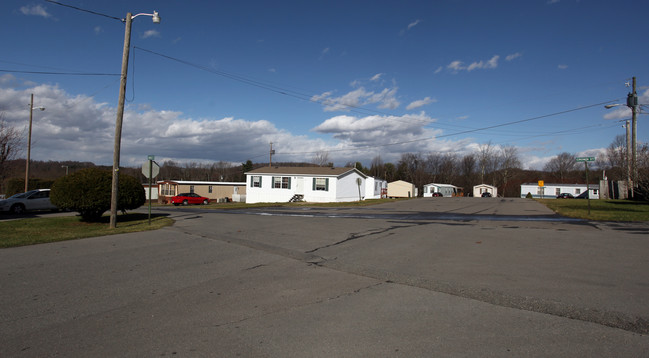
[538,180,544,187]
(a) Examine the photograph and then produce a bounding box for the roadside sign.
[538,180,544,187]
[142,161,160,178]
[576,157,595,162]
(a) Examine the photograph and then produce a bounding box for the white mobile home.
[473,184,497,197]
[520,183,600,199]
[365,177,388,199]
[423,183,463,197]
[245,166,368,203]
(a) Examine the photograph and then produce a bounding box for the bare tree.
[477,141,496,184]
[605,134,627,170]
[369,155,384,178]
[498,145,522,196]
[312,150,331,167]
[543,152,577,183]
[0,115,23,189]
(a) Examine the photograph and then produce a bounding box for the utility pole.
[25,94,34,193]
[25,94,45,193]
[109,12,133,229]
[269,142,275,167]
[629,76,637,191]
[625,120,632,198]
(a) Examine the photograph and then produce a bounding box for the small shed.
[388,180,417,198]
[473,184,497,197]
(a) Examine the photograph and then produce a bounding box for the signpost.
[538,180,544,199]
[142,155,160,225]
[575,157,595,215]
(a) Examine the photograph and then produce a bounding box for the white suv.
[0,189,57,214]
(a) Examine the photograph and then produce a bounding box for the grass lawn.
[0,213,174,249]
[537,199,649,221]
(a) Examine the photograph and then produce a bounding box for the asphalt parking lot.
[2,198,648,357]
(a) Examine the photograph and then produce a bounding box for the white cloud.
[467,55,499,71]
[506,52,522,61]
[407,19,421,30]
[142,30,160,39]
[313,112,438,145]
[322,47,330,55]
[447,61,465,72]
[444,55,504,73]
[20,5,51,18]
[370,73,383,82]
[0,83,330,166]
[406,97,437,110]
[311,86,400,112]
[94,26,103,35]
[400,19,422,35]
[558,64,568,70]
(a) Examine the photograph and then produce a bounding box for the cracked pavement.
[1,198,648,357]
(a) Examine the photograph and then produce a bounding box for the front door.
[295,177,304,194]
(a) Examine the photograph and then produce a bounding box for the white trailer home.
[423,183,463,197]
[473,184,497,197]
[245,166,368,203]
[520,183,600,199]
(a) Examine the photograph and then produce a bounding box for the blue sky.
[1,0,648,170]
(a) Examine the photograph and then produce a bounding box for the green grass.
[0,213,174,248]
[537,199,649,221]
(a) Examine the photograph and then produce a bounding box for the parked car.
[556,193,574,199]
[0,189,57,214]
[481,192,492,197]
[432,192,443,197]
[171,193,210,206]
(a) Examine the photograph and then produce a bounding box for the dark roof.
[246,166,365,177]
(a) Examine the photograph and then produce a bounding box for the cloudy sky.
[1,0,648,170]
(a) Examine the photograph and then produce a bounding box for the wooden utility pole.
[269,142,275,167]
[630,76,637,190]
[25,94,34,193]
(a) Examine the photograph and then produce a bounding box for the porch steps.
[288,194,304,202]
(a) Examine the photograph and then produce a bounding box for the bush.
[51,168,145,222]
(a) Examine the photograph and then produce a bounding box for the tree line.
[1,111,647,199]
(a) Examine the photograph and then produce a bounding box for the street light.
[109,10,160,229]
[25,93,45,193]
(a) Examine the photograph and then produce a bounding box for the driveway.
[1,198,648,357]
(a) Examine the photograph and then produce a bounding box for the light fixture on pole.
[110,10,160,229]
[25,93,45,193]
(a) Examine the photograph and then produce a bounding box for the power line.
[0,69,119,76]
[44,0,122,22]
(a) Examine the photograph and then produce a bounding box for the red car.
[171,193,210,206]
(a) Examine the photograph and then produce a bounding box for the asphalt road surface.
[2,198,648,357]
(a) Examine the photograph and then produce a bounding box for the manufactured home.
[473,184,497,197]
[423,183,463,197]
[158,180,247,204]
[245,166,368,203]
[520,183,600,199]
